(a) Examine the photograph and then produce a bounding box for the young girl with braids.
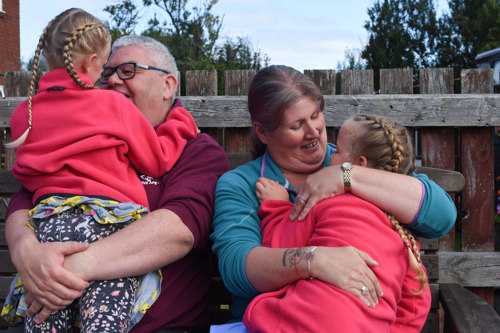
[243,115,431,333]
[2,8,198,333]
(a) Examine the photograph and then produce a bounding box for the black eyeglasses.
[99,62,169,84]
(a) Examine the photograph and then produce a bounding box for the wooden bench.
[0,156,496,332]
[2,67,500,332]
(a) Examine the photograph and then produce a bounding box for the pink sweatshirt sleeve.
[119,100,198,178]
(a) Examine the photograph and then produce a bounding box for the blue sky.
[19,0,451,72]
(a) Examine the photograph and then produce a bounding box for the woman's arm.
[211,168,383,313]
[290,165,456,238]
[245,246,382,308]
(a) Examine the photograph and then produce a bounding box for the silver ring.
[360,285,367,293]
[298,195,308,202]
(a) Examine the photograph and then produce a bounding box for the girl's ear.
[253,122,268,144]
[82,54,98,74]
[356,155,368,167]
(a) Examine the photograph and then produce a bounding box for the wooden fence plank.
[341,69,374,95]
[461,127,495,252]
[459,68,495,305]
[223,70,255,152]
[419,68,454,95]
[439,252,500,286]
[380,68,413,94]
[224,70,256,96]
[304,70,336,96]
[4,71,31,98]
[3,95,500,127]
[419,68,456,251]
[186,70,218,96]
[461,69,494,94]
[461,68,495,252]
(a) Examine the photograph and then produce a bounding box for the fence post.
[222,70,254,153]
[185,70,217,96]
[460,68,495,306]
[379,68,413,94]
[4,71,31,98]
[304,70,336,96]
[3,71,31,171]
[340,70,374,95]
[419,68,456,251]
[224,70,256,96]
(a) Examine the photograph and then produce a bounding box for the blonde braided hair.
[349,115,427,295]
[5,8,110,149]
[63,22,107,89]
[4,20,54,149]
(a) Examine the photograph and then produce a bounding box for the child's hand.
[256,177,289,204]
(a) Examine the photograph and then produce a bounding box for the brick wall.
[0,0,21,86]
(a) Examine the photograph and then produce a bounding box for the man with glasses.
[4,36,230,333]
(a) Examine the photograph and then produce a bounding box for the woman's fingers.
[312,246,384,308]
[290,166,345,221]
[290,190,311,221]
[356,248,384,298]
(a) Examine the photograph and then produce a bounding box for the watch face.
[342,162,353,170]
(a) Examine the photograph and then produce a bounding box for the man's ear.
[163,74,179,101]
[82,54,98,74]
[253,122,269,144]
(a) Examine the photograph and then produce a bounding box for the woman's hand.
[290,166,343,221]
[311,246,383,308]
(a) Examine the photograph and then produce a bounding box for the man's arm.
[6,209,90,322]
[63,208,194,280]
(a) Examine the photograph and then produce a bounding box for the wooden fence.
[1,67,500,332]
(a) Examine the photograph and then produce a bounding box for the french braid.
[4,20,54,149]
[63,23,107,89]
[5,9,110,149]
[350,115,427,295]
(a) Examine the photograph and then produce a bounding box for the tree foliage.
[361,0,438,90]
[359,0,500,91]
[103,0,269,95]
[436,0,500,69]
[104,0,140,45]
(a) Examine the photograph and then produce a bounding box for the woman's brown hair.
[247,65,325,159]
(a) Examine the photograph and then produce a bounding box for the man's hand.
[19,241,90,323]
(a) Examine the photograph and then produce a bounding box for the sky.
[19,0,451,72]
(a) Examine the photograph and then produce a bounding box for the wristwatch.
[341,162,353,192]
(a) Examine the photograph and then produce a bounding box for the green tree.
[361,0,438,90]
[104,0,141,45]
[336,48,366,94]
[212,36,270,94]
[142,0,223,93]
[436,0,500,70]
[103,0,269,95]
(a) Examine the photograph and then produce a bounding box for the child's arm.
[256,177,298,247]
[120,99,198,177]
[256,177,289,204]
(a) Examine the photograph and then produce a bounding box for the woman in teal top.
[210,65,456,322]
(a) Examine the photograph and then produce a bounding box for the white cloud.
[19,0,447,71]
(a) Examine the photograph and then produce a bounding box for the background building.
[0,0,21,97]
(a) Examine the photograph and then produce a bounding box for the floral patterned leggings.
[25,206,142,333]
